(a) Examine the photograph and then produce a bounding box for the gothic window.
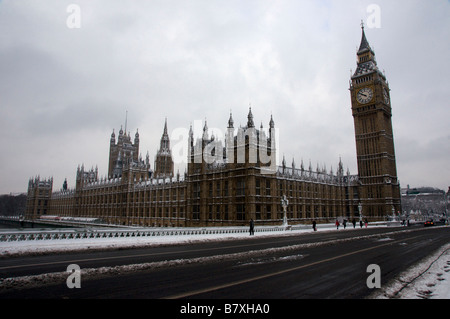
[193,205,200,220]
[237,204,245,220]
[216,205,220,219]
[224,181,229,197]
[266,205,271,219]
[256,205,261,220]
[193,183,200,198]
[237,179,245,196]
[224,205,229,220]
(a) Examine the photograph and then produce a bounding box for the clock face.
[357,87,373,104]
[383,88,390,105]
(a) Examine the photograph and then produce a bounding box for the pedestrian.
[352,218,356,228]
[364,218,368,228]
[335,219,340,230]
[249,219,255,236]
[360,220,363,228]
[343,219,347,229]
[312,220,317,232]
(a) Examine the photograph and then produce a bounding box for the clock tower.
[350,24,401,219]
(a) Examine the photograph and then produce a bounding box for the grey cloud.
[0,0,449,193]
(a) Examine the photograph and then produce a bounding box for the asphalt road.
[0,225,449,300]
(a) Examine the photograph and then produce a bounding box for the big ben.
[350,24,401,219]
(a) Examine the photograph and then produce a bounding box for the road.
[0,225,449,301]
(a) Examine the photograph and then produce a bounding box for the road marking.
[164,238,419,299]
[0,227,435,274]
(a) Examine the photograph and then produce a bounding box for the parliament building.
[25,26,401,227]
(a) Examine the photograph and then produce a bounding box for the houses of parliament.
[25,26,402,227]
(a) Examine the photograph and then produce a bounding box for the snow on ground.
[0,223,343,257]
[370,242,450,299]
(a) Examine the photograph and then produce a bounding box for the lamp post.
[444,188,449,225]
[391,205,396,222]
[281,195,289,229]
[358,202,362,222]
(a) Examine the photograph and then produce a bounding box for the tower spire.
[228,110,234,129]
[358,22,373,54]
[163,117,168,135]
[154,119,174,179]
[247,106,254,128]
[353,23,381,79]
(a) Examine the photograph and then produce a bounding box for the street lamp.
[358,202,362,222]
[281,194,289,229]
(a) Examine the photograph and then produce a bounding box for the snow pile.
[370,243,450,299]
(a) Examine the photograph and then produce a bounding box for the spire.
[135,128,139,143]
[247,107,254,128]
[353,23,381,79]
[159,119,170,151]
[357,21,375,55]
[110,129,115,144]
[163,117,168,135]
[228,111,234,129]
[189,122,194,139]
[269,114,275,128]
[155,119,174,179]
[203,119,209,140]
[188,122,194,152]
[338,157,344,176]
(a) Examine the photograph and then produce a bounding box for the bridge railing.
[0,220,389,242]
[0,225,308,242]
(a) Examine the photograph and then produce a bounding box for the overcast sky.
[0,0,449,195]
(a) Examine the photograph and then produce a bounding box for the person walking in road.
[249,219,255,236]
